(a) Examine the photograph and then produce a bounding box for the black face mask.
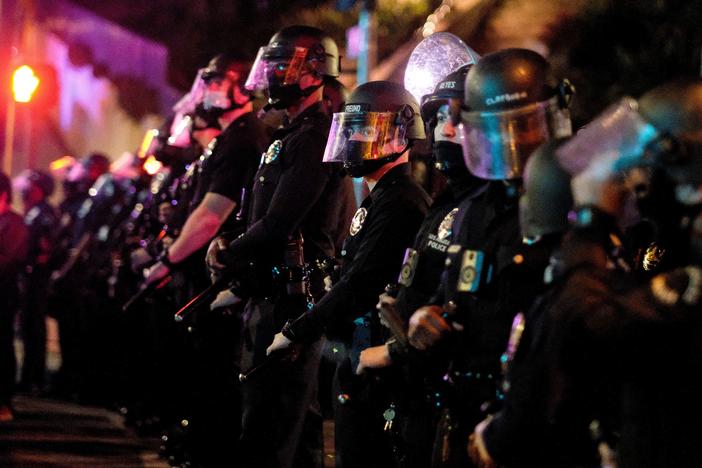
[268,83,321,110]
[342,141,403,178]
[432,140,468,180]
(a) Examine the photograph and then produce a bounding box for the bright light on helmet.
[404,32,480,105]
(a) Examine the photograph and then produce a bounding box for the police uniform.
[427,181,540,467]
[284,162,431,468]
[19,199,59,391]
[185,110,269,467]
[0,208,28,408]
[225,101,355,468]
[383,177,488,468]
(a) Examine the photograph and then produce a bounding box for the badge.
[398,248,418,287]
[264,139,283,164]
[437,208,459,240]
[349,207,367,236]
[642,242,665,271]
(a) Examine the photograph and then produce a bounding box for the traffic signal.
[12,65,40,103]
[10,63,58,110]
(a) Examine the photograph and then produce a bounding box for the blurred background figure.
[0,172,29,422]
[14,169,58,396]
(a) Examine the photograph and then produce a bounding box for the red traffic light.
[12,65,40,103]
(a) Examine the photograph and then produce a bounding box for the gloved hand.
[408,305,451,351]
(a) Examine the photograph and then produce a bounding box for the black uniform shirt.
[191,111,268,233]
[430,182,525,374]
[226,102,355,277]
[25,200,59,271]
[287,163,431,344]
[394,178,488,322]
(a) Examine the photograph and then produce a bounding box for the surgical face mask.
[203,89,232,112]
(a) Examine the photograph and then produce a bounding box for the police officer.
[350,65,487,468]
[467,140,583,468]
[406,49,573,467]
[207,26,355,468]
[16,170,59,395]
[0,172,28,422]
[263,79,431,468]
[144,52,268,286]
[142,53,268,467]
[470,78,702,468]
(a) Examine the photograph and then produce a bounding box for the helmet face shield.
[458,98,572,180]
[323,111,408,165]
[555,97,660,176]
[244,46,311,91]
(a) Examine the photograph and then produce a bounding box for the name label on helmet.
[486,91,528,106]
[344,103,370,113]
[439,81,457,90]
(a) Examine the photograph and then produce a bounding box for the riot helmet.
[201,53,252,116]
[519,139,573,240]
[421,64,472,177]
[245,25,340,110]
[16,169,54,208]
[458,48,574,180]
[323,80,425,177]
[639,79,702,193]
[556,79,702,205]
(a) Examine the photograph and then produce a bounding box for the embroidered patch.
[349,207,368,236]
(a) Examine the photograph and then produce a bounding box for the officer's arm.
[286,197,426,343]
[226,132,331,257]
[166,192,236,263]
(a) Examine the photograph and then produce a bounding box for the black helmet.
[323,80,425,177]
[458,48,574,180]
[245,26,340,109]
[421,65,472,177]
[19,169,55,199]
[420,64,471,124]
[201,52,252,116]
[201,52,251,82]
[519,138,573,239]
[639,78,702,188]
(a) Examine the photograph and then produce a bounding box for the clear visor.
[323,112,408,164]
[244,46,310,91]
[173,68,207,115]
[458,98,572,180]
[555,97,660,176]
[168,113,193,148]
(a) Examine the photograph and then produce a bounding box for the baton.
[122,275,172,312]
[239,344,299,383]
[174,276,231,322]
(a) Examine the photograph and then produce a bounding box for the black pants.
[332,355,397,468]
[0,282,19,405]
[19,275,49,389]
[239,295,324,468]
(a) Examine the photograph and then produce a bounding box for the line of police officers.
[3,22,701,468]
